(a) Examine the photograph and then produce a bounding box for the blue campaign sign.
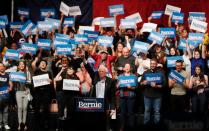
[0,18,6,29]
[10,22,23,30]
[53,38,69,47]
[160,28,176,38]
[144,73,162,84]
[133,41,149,53]
[84,30,99,43]
[45,18,60,29]
[109,4,124,16]
[100,18,115,27]
[120,19,136,29]
[37,21,53,31]
[74,34,88,44]
[37,39,51,50]
[55,33,70,40]
[9,72,26,83]
[0,86,10,97]
[178,39,187,50]
[18,8,29,18]
[98,36,113,47]
[0,15,8,25]
[63,17,75,27]
[5,49,19,60]
[118,75,137,88]
[189,12,205,23]
[40,8,56,19]
[20,20,34,36]
[172,12,184,24]
[56,44,72,55]
[188,33,204,43]
[21,43,38,54]
[167,56,183,68]
[188,40,200,49]
[76,97,104,112]
[148,31,165,45]
[151,11,164,19]
[169,70,185,84]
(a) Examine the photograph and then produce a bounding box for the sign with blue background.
[21,43,38,54]
[172,12,184,24]
[160,28,176,38]
[37,39,51,50]
[169,70,185,84]
[118,75,137,88]
[5,49,19,60]
[9,72,26,83]
[109,4,124,16]
[98,36,113,47]
[167,56,183,68]
[148,31,165,44]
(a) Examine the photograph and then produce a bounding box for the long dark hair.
[193,64,205,82]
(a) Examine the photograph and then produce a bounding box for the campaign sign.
[160,28,176,38]
[164,4,181,16]
[120,19,136,29]
[109,4,124,16]
[100,18,115,27]
[189,12,206,22]
[40,8,56,19]
[55,33,70,40]
[63,17,75,27]
[0,18,6,29]
[141,23,157,33]
[125,12,142,23]
[20,20,34,36]
[63,79,80,91]
[37,21,53,31]
[188,40,200,49]
[0,86,10,97]
[21,43,38,55]
[69,6,82,16]
[30,25,43,35]
[0,15,8,25]
[53,38,69,47]
[133,41,149,53]
[144,73,162,84]
[167,56,183,68]
[78,26,95,34]
[18,8,29,18]
[60,1,70,16]
[92,17,104,25]
[84,30,99,43]
[98,36,113,47]
[32,74,50,87]
[56,44,72,55]
[151,11,163,19]
[45,18,60,29]
[188,33,204,46]
[9,72,26,83]
[118,75,137,88]
[172,12,184,24]
[148,31,165,45]
[76,97,104,112]
[5,49,19,60]
[10,22,23,30]
[178,39,187,50]
[190,19,208,33]
[37,39,51,50]
[74,34,88,44]
[169,70,185,84]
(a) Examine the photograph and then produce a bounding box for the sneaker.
[4,125,10,130]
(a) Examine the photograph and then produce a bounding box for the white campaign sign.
[32,74,50,87]
[78,26,95,34]
[63,79,80,91]
[60,2,70,16]
[165,4,181,16]
[125,12,142,23]
[92,17,104,25]
[69,6,82,16]
[141,23,157,33]
[190,19,208,33]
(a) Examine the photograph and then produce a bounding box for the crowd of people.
[0,4,209,131]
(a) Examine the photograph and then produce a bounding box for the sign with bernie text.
[169,70,185,84]
[84,30,99,43]
[108,4,124,16]
[56,44,72,55]
[151,11,163,19]
[144,73,162,84]
[100,17,115,27]
[148,31,165,45]
[18,8,29,18]
[189,12,206,22]
[10,22,23,30]
[74,34,88,44]
[178,39,187,50]
[164,4,181,16]
[120,19,136,29]
[125,12,142,23]
[190,19,207,33]
[118,75,137,88]
[133,41,149,53]
[0,18,6,29]
[63,79,80,91]
[37,39,51,50]
[188,33,204,43]
[76,97,104,112]
[40,8,56,19]
[37,21,53,31]
[98,36,113,47]
[172,12,184,24]
[141,23,157,33]
[9,72,26,83]
[32,74,50,87]
[20,20,34,36]
[53,38,69,47]
[167,56,183,68]
[55,33,70,40]
[63,17,75,27]
[21,43,38,54]
[45,18,60,29]
[160,28,176,38]
[5,49,19,60]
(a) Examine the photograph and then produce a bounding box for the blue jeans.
[120,97,135,129]
[0,95,9,124]
[144,96,162,124]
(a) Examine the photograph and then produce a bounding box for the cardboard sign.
[10,22,23,30]
[144,73,162,84]
[169,70,185,84]
[20,20,34,36]
[151,11,163,19]
[172,12,184,24]
[98,36,113,47]
[55,33,70,40]
[37,39,51,50]
[164,4,181,16]
[0,15,8,25]
[60,1,70,16]
[32,74,50,87]
[167,56,183,68]
[0,18,6,29]
[69,6,82,16]
[190,19,208,33]
[37,21,53,31]
[133,41,149,53]
[9,72,26,83]
[63,17,75,27]
[92,17,104,25]
[160,28,176,38]
[56,44,71,55]
[84,30,99,43]
[45,18,60,29]
[76,98,104,112]
[188,33,204,43]
[78,26,95,34]
[21,43,38,54]
[120,19,136,29]
[189,12,206,22]
[109,4,124,16]
[188,40,200,49]
[63,79,80,91]
[53,38,69,47]
[5,49,19,60]
[100,18,115,27]
[74,34,88,44]
[125,12,142,23]
[141,23,157,33]
[148,31,165,44]
[178,39,187,50]
[118,75,137,88]
[18,8,29,18]
[40,8,56,19]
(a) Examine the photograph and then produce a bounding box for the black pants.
[191,93,207,114]
[170,95,187,113]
